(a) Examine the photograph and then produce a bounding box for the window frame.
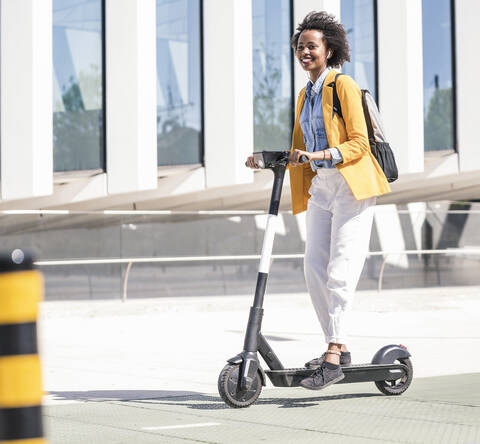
[52,0,106,173]
[450,0,458,152]
[373,0,379,104]
[340,0,378,101]
[155,0,204,168]
[101,0,106,171]
[251,0,294,152]
[289,0,295,135]
[199,0,206,166]
[421,0,457,153]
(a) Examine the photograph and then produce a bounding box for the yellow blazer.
[289,69,390,215]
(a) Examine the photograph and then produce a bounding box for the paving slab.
[44,373,480,444]
[39,286,480,443]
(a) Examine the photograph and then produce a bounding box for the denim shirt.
[299,67,343,170]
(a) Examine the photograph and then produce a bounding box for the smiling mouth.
[301,57,313,63]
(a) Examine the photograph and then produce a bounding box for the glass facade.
[156,0,202,166]
[340,0,376,98]
[52,0,104,172]
[422,0,455,152]
[252,0,293,152]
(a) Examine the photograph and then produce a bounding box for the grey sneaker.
[300,362,345,391]
[305,351,352,368]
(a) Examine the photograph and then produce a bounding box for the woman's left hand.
[289,149,311,166]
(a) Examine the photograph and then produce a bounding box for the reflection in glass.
[340,0,376,98]
[156,0,202,166]
[422,0,454,151]
[252,0,292,152]
[1,202,479,299]
[53,0,104,172]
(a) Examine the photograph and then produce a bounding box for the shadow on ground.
[47,374,480,412]
[47,389,382,410]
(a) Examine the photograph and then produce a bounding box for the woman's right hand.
[289,149,310,167]
[246,155,259,169]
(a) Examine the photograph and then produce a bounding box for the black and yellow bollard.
[0,250,47,444]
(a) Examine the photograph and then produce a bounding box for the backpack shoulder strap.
[361,89,375,143]
[328,72,344,119]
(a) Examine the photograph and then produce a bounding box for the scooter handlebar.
[245,152,309,168]
[298,155,309,164]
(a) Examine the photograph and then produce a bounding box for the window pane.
[53,0,104,172]
[340,0,376,98]
[422,0,454,152]
[252,0,293,152]
[156,0,202,166]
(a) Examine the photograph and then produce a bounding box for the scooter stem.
[268,165,286,216]
[252,165,285,309]
[236,155,288,390]
[243,164,286,354]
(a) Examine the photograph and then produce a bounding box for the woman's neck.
[309,65,328,84]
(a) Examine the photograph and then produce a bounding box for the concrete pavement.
[39,286,480,443]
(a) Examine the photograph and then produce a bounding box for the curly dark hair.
[291,11,350,68]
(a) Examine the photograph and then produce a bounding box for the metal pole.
[378,254,389,293]
[0,250,47,443]
[122,262,133,303]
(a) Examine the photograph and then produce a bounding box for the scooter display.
[218,151,413,408]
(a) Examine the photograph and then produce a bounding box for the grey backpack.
[330,73,398,183]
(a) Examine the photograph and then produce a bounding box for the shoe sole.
[299,373,345,391]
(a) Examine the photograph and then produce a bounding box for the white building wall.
[203,0,254,188]
[455,0,480,172]
[106,0,158,195]
[377,0,424,175]
[0,0,53,200]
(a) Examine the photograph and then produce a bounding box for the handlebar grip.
[299,155,309,164]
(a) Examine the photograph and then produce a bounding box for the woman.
[247,11,390,390]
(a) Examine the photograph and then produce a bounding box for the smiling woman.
[248,10,390,392]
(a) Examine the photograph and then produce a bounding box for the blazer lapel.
[292,89,306,149]
[322,69,338,148]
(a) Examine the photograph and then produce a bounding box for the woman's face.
[295,30,329,78]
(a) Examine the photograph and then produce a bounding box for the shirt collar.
[305,67,331,98]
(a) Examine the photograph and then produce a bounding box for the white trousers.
[304,168,375,345]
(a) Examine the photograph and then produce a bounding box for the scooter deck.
[264,363,408,387]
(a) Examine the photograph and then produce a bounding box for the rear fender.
[371,344,411,365]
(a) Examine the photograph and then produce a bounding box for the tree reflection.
[53,65,104,171]
[253,53,292,152]
[157,107,200,166]
[157,86,201,166]
[424,87,453,151]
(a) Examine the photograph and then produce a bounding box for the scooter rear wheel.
[375,358,413,395]
[218,363,262,408]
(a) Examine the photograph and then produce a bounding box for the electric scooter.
[218,150,413,408]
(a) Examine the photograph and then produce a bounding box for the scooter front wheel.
[375,357,413,395]
[218,363,262,408]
